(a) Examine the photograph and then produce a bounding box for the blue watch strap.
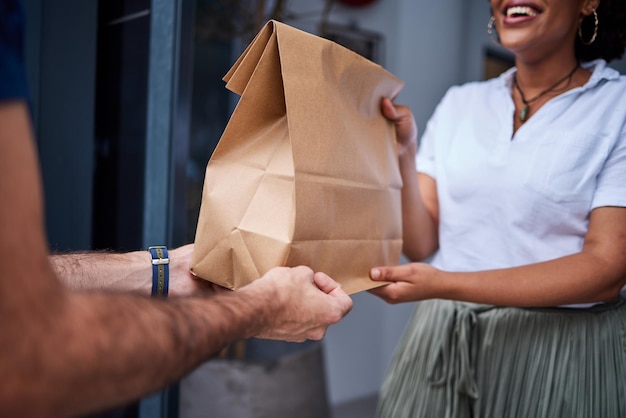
[148,246,169,297]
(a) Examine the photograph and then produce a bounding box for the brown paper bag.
[190,20,404,294]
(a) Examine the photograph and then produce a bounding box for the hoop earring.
[487,16,500,45]
[578,9,598,45]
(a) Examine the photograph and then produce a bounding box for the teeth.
[506,6,538,17]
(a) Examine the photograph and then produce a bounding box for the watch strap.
[148,246,169,297]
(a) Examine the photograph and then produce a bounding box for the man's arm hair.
[49,250,152,293]
[49,244,203,297]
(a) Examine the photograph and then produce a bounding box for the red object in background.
[337,0,379,7]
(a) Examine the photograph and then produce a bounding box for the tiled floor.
[332,394,378,418]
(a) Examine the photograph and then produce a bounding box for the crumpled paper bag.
[190,20,403,294]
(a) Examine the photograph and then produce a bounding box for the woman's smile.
[503,4,542,24]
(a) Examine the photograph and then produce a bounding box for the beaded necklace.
[513,63,579,122]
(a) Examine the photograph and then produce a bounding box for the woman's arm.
[382,99,439,261]
[370,206,626,307]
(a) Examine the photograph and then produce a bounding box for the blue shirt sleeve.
[0,0,29,101]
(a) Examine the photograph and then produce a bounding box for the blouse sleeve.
[592,127,626,210]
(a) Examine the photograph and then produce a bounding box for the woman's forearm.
[439,207,626,306]
[399,154,439,261]
[439,251,625,307]
[372,206,626,306]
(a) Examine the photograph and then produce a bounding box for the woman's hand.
[381,98,418,161]
[368,262,441,304]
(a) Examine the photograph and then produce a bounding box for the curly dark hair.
[576,0,626,62]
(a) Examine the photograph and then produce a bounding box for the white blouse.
[416,60,626,299]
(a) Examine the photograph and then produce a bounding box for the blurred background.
[22,0,626,417]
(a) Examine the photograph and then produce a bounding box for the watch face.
[337,0,378,7]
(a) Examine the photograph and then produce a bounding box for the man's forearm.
[50,250,151,293]
[4,286,270,418]
[50,244,202,296]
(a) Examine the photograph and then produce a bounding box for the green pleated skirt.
[376,298,626,418]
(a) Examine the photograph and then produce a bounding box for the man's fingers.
[313,272,353,316]
[312,272,340,294]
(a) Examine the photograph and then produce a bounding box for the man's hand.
[167,244,216,297]
[240,266,353,342]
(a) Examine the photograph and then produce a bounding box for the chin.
[498,35,532,55]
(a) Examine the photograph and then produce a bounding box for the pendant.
[519,105,529,122]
